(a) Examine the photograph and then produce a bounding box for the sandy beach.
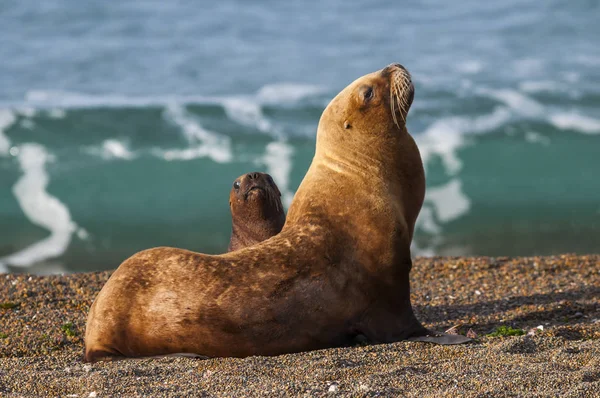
[1,254,598,397]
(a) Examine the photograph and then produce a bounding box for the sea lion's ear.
[407,332,472,345]
[344,121,351,129]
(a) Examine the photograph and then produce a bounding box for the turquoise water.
[1,1,599,273]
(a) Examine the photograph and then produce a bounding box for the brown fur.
[228,172,285,252]
[84,64,430,362]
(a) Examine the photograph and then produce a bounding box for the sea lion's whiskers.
[392,71,411,124]
[390,81,399,129]
[391,75,405,124]
[393,75,404,126]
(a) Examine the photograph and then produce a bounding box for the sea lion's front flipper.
[407,332,472,345]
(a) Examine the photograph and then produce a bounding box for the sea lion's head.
[301,64,423,238]
[315,63,415,161]
[228,172,286,251]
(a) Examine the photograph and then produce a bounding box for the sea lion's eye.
[233,181,240,190]
[364,86,373,101]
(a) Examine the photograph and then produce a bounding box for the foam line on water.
[425,179,471,223]
[18,86,325,141]
[416,107,511,175]
[480,86,600,135]
[0,143,78,269]
[19,84,324,110]
[256,83,324,104]
[0,109,17,156]
[416,206,441,235]
[85,139,137,160]
[519,80,564,93]
[478,88,545,117]
[221,97,274,135]
[219,83,324,137]
[454,60,484,75]
[549,112,600,134]
[23,90,200,109]
[159,103,232,163]
[413,105,507,256]
[261,141,295,208]
[48,108,67,119]
[414,179,470,258]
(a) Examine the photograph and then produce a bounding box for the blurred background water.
[1,0,599,274]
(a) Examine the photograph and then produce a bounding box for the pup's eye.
[233,181,240,190]
[364,87,373,100]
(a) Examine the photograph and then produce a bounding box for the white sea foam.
[479,88,544,117]
[17,107,37,118]
[563,72,580,84]
[574,54,600,67]
[48,108,66,119]
[24,90,188,109]
[416,206,441,235]
[414,107,500,256]
[416,119,466,175]
[101,139,136,160]
[261,140,295,208]
[411,243,436,258]
[84,139,137,161]
[479,87,600,135]
[455,60,483,75]
[76,228,90,240]
[414,179,471,258]
[425,179,471,223]
[221,97,273,134]
[154,146,219,162]
[549,112,600,134]
[22,84,324,111]
[20,119,35,130]
[19,85,326,143]
[256,83,324,104]
[0,143,78,269]
[220,83,323,136]
[0,109,17,156]
[524,131,551,145]
[160,104,232,163]
[416,107,511,175]
[519,80,562,93]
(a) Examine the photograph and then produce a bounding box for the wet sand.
[1,255,599,397]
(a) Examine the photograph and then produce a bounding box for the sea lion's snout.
[386,63,414,126]
[381,63,408,76]
[230,172,281,205]
[242,172,270,199]
[246,172,261,181]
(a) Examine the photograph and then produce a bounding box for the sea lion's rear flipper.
[407,332,472,345]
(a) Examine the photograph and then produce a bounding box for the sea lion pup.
[84,63,469,362]
[228,172,285,252]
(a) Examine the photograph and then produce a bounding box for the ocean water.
[1,1,599,274]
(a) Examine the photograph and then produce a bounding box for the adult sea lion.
[84,63,469,362]
[228,172,285,252]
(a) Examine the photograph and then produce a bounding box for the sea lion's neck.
[285,127,425,267]
[229,218,283,252]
